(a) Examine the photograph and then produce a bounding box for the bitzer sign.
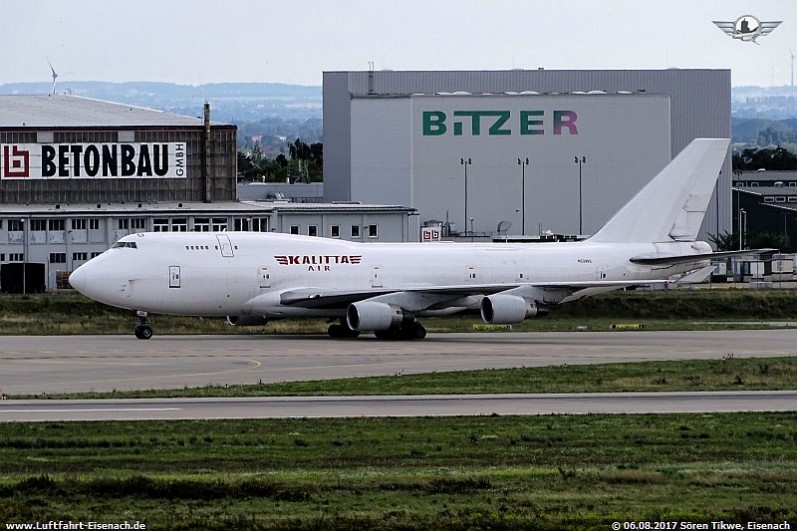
[1,142,187,179]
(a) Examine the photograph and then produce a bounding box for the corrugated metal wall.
[0,126,237,204]
[324,69,732,240]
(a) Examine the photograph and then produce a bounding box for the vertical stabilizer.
[588,138,729,243]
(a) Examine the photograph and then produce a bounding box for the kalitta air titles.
[0,142,187,179]
[275,255,363,272]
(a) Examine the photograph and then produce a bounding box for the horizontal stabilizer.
[630,248,777,266]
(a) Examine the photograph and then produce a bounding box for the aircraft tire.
[135,325,153,340]
[411,322,427,339]
[329,323,360,339]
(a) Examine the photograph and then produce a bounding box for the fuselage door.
[371,266,382,288]
[259,266,271,289]
[216,234,234,257]
[169,266,181,288]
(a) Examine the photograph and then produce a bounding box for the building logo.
[713,15,781,44]
[421,110,578,136]
[0,142,187,179]
[2,145,31,178]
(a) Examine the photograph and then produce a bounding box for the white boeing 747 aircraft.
[69,138,764,340]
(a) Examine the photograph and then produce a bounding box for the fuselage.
[69,231,711,318]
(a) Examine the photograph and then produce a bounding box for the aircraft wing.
[277,280,665,310]
[630,248,777,266]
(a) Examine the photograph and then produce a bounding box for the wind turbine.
[791,49,795,113]
[46,56,59,96]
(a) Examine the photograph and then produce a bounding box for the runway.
[2,391,796,422]
[1,330,796,395]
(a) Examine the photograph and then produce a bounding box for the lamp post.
[460,158,471,235]
[469,218,475,242]
[739,208,746,250]
[517,157,529,235]
[574,156,586,235]
[20,219,27,295]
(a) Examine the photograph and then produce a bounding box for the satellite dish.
[497,221,512,232]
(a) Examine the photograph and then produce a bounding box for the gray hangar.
[323,69,731,240]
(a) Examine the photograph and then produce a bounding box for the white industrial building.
[323,69,732,240]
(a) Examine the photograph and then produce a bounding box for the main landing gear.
[374,320,427,341]
[326,319,427,340]
[134,311,153,340]
[327,320,360,339]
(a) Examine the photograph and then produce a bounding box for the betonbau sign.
[422,110,578,136]
[1,142,187,179]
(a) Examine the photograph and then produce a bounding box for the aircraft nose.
[69,265,88,293]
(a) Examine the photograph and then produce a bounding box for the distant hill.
[0,81,322,123]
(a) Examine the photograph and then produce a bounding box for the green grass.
[0,414,795,529]
[2,289,797,336]
[22,356,797,400]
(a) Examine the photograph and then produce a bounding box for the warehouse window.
[73,252,88,261]
[131,218,146,230]
[91,252,102,259]
[10,253,24,262]
[71,219,87,230]
[8,220,23,232]
[212,218,228,232]
[49,253,66,264]
[235,218,267,232]
[89,219,100,230]
[351,225,360,238]
[193,218,210,232]
[153,218,169,232]
[308,225,318,237]
[118,219,130,229]
[368,224,378,238]
[290,225,300,235]
[31,220,47,231]
[49,219,65,231]
[331,225,340,238]
[0,254,4,262]
[171,218,188,232]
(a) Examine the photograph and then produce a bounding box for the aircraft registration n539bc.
[69,138,762,340]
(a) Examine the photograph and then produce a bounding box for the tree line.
[733,146,797,172]
[237,139,322,183]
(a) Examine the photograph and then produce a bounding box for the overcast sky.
[2,0,795,87]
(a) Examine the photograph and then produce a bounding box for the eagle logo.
[713,15,781,44]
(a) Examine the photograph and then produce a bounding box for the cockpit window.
[111,241,138,249]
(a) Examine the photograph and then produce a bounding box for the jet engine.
[480,294,547,324]
[226,315,269,327]
[346,301,403,332]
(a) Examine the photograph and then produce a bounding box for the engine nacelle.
[480,294,547,324]
[226,315,269,327]
[346,301,403,332]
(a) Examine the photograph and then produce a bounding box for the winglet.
[588,138,730,243]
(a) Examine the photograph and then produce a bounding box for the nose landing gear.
[134,311,153,340]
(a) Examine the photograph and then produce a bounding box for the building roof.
[0,94,213,128]
[0,201,415,217]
